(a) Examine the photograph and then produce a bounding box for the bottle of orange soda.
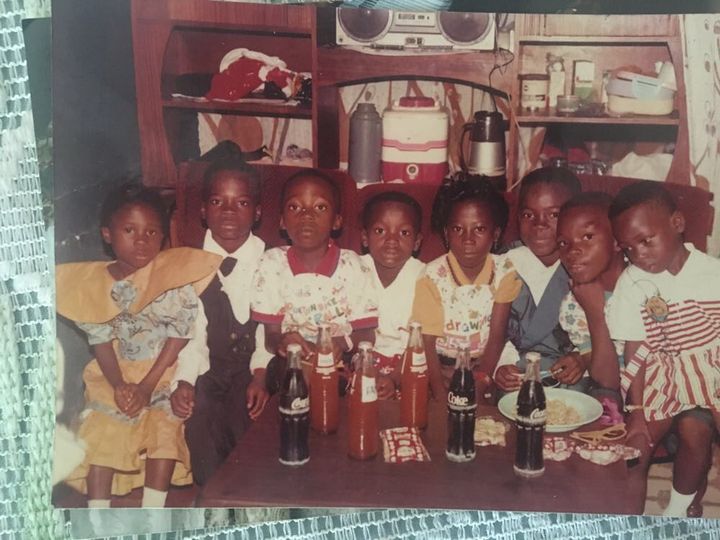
[400,321,429,430]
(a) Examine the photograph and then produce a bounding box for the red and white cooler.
[381,96,449,185]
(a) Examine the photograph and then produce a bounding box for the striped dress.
[607,245,720,421]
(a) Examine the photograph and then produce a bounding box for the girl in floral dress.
[56,183,220,507]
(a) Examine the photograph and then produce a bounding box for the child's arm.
[572,280,620,390]
[478,301,513,376]
[622,340,651,452]
[246,324,272,420]
[125,337,190,417]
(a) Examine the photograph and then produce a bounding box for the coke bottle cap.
[358,341,373,351]
[287,343,302,354]
[526,352,541,363]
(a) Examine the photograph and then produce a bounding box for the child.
[359,191,425,399]
[169,157,273,486]
[411,173,521,399]
[251,169,377,369]
[55,183,220,507]
[555,192,626,405]
[494,166,583,392]
[607,180,720,517]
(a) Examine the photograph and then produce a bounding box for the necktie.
[220,256,237,277]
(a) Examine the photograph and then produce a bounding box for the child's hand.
[170,381,195,419]
[113,382,134,413]
[247,372,269,420]
[278,331,315,358]
[376,375,396,400]
[551,353,585,385]
[494,365,523,391]
[571,279,606,313]
[123,383,151,418]
[625,409,652,457]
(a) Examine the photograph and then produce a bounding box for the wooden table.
[198,398,643,514]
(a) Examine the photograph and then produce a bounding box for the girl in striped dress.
[607,181,720,517]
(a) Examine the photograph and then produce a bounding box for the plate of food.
[497,388,603,433]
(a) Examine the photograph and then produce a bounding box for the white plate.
[497,388,603,433]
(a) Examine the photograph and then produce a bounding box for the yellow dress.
[56,247,221,496]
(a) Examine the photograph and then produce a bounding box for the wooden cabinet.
[131,1,690,190]
[508,14,688,185]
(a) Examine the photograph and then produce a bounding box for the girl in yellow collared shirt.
[411,174,522,400]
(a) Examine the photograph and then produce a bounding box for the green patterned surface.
[4,0,720,537]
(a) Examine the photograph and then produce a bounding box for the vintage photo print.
[51,0,720,519]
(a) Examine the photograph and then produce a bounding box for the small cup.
[556,94,580,114]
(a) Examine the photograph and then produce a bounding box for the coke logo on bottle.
[530,408,546,422]
[291,397,310,411]
[447,392,469,407]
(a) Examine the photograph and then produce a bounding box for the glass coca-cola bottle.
[310,323,339,434]
[400,321,429,430]
[278,343,310,466]
[446,346,476,462]
[513,352,546,478]
[348,341,379,460]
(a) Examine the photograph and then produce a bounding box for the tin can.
[520,74,549,111]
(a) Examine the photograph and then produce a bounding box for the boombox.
[336,8,496,51]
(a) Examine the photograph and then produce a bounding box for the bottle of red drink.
[400,321,429,430]
[309,323,340,434]
[348,341,379,460]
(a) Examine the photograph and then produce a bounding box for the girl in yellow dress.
[56,183,220,507]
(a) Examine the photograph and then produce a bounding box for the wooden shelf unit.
[131,1,690,190]
[508,13,688,185]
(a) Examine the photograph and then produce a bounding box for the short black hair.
[608,180,677,221]
[361,191,422,232]
[201,156,261,204]
[518,166,582,207]
[560,191,613,216]
[281,169,341,212]
[431,172,509,236]
[100,182,169,237]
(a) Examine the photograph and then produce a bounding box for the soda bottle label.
[291,396,310,412]
[447,392,477,411]
[317,352,334,368]
[412,352,426,366]
[516,407,546,425]
[361,377,377,403]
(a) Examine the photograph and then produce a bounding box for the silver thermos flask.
[460,111,506,189]
[348,102,382,184]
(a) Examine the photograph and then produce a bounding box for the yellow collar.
[447,252,494,286]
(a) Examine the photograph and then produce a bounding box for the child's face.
[101,202,163,273]
[362,202,421,273]
[201,171,260,250]
[281,176,342,251]
[519,183,573,265]
[557,205,617,285]
[612,201,685,274]
[445,200,500,275]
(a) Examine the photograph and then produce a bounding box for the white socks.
[87,499,111,508]
[663,487,696,517]
[141,486,168,508]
